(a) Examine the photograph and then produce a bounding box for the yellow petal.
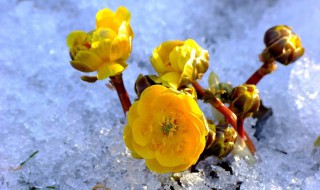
[118,22,134,39]
[127,101,139,126]
[145,159,173,174]
[191,135,206,164]
[124,102,146,159]
[184,39,201,52]
[195,113,209,137]
[151,92,183,113]
[71,51,103,72]
[169,45,190,71]
[180,58,195,83]
[180,95,202,117]
[96,8,116,30]
[115,6,131,23]
[170,120,202,164]
[132,140,155,159]
[155,144,184,167]
[123,124,142,159]
[92,28,117,43]
[131,151,143,159]
[123,124,134,151]
[66,30,88,48]
[132,118,152,146]
[159,72,181,89]
[147,75,163,85]
[138,85,169,117]
[180,114,207,164]
[91,39,112,61]
[185,112,208,138]
[150,51,166,74]
[154,118,200,167]
[110,35,131,62]
[97,62,126,80]
[172,163,192,173]
[150,40,184,74]
[156,41,184,63]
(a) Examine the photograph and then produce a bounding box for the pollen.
[161,118,178,136]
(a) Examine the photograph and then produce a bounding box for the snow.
[1,0,320,189]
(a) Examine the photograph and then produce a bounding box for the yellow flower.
[123,85,208,173]
[66,6,134,80]
[150,39,209,89]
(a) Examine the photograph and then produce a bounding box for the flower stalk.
[192,81,256,154]
[237,117,245,139]
[110,74,131,115]
[192,82,237,126]
[245,59,277,85]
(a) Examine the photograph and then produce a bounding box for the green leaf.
[20,150,39,166]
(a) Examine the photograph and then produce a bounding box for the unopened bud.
[208,124,237,159]
[263,25,304,65]
[204,121,216,149]
[229,84,260,118]
[134,74,156,98]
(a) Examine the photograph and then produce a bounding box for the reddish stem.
[109,74,131,116]
[237,117,245,139]
[213,99,238,129]
[192,81,256,154]
[192,82,237,127]
[245,69,265,85]
[245,60,277,85]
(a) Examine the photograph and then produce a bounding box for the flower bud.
[229,84,260,118]
[263,25,304,65]
[134,74,156,98]
[208,124,237,159]
[204,121,216,149]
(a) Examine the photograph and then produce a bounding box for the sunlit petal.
[97,62,126,80]
[71,51,103,72]
[132,118,152,146]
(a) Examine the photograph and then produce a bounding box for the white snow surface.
[1,0,320,189]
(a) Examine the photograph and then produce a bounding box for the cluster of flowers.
[66,7,304,174]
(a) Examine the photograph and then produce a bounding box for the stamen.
[161,117,178,136]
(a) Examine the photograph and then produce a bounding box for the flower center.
[161,118,178,137]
